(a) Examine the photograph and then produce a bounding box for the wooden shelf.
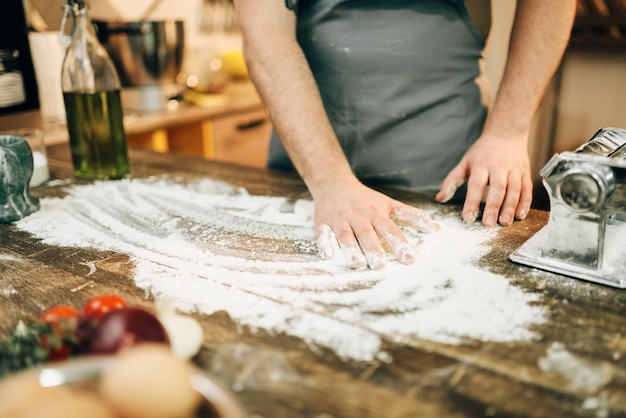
[571,0,626,48]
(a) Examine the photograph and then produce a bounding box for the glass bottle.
[60,0,129,180]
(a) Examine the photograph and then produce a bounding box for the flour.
[14,176,546,361]
[538,342,613,393]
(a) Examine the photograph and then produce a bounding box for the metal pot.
[93,20,185,88]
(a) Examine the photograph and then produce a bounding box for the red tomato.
[41,305,81,331]
[40,305,82,361]
[83,294,127,320]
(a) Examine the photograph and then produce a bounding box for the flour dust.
[15,176,546,361]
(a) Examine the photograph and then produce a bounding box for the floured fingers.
[391,206,439,233]
[380,230,415,265]
[316,223,386,270]
[317,224,336,260]
[317,223,368,269]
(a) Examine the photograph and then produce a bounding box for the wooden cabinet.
[210,107,271,168]
[125,83,273,168]
[128,107,271,168]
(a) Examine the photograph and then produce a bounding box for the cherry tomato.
[83,294,127,320]
[41,305,81,331]
[40,305,82,361]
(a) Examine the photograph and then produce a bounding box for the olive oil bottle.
[61,0,129,180]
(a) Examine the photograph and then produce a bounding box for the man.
[233,0,576,269]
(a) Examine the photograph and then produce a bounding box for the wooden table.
[2,143,626,418]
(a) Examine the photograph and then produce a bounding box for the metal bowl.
[93,20,185,88]
[29,355,244,418]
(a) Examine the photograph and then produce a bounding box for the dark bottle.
[61,0,129,180]
[0,0,39,115]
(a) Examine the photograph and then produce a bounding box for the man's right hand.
[313,178,439,270]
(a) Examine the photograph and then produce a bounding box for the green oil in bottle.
[63,89,129,179]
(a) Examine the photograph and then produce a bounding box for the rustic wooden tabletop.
[2,143,626,418]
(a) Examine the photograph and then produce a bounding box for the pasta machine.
[510,127,626,288]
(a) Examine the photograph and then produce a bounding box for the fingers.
[481,171,508,227]
[447,132,534,227]
[333,221,369,269]
[435,165,467,204]
[340,243,369,269]
[315,205,439,270]
[379,230,415,265]
[336,218,403,270]
[515,175,533,221]
[345,217,386,270]
[318,221,382,270]
[495,171,522,226]
[391,206,440,233]
[318,223,381,269]
[361,247,387,270]
[462,168,488,224]
[316,224,335,260]
[464,170,533,227]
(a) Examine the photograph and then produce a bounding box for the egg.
[99,343,202,418]
[20,391,116,418]
[0,372,65,418]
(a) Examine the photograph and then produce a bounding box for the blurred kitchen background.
[22,0,243,116]
[1,0,625,204]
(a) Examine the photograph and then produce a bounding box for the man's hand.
[434,0,576,227]
[314,178,439,270]
[435,132,533,227]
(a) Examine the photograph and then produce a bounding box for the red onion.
[88,307,170,355]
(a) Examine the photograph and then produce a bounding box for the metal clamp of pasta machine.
[510,127,626,288]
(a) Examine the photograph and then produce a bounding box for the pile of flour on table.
[16,176,546,362]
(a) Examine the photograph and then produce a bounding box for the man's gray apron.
[268,0,490,192]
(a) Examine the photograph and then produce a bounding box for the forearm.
[485,0,576,139]
[235,5,357,198]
